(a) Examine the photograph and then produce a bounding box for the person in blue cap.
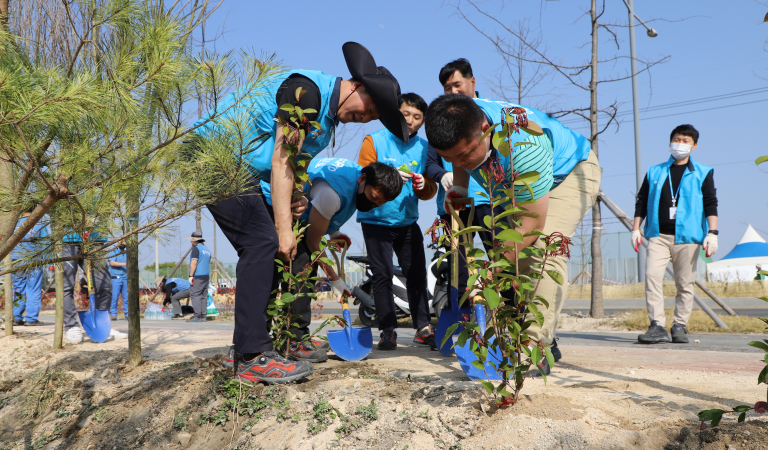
[107,240,128,320]
[197,42,408,384]
[11,206,49,326]
[186,232,212,322]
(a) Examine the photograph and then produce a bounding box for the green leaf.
[492,130,505,149]
[523,230,546,237]
[480,380,494,394]
[733,405,752,412]
[513,171,540,186]
[544,347,555,369]
[531,346,541,368]
[481,123,500,145]
[456,330,469,347]
[454,226,486,237]
[484,288,500,309]
[496,228,523,243]
[546,270,564,286]
[711,413,723,427]
[484,215,493,228]
[514,142,535,147]
[471,360,486,371]
[498,389,513,397]
[441,323,460,349]
[698,409,725,422]
[497,140,511,157]
[748,341,768,352]
[467,274,479,290]
[756,156,768,166]
[467,248,485,258]
[758,365,768,385]
[738,412,746,423]
[303,108,317,114]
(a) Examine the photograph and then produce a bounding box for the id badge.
[669,207,677,220]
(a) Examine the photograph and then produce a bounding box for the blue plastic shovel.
[454,303,503,381]
[327,240,373,361]
[78,259,111,343]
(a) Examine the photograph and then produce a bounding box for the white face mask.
[669,142,693,160]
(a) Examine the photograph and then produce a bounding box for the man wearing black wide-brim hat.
[197,42,407,385]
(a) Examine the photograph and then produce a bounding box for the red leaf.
[755,401,768,414]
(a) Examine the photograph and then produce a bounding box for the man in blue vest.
[186,232,212,323]
[425,94,600,376]
[156,276,192,319]
[11,206,49,326]
[240,158,403,366]
[197,42,408,384]
[108,240,128,320]
[632,124,718,344]
[358,93,439,351]
[426,58,499,300]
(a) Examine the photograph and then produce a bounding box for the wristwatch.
[708,230,719,235]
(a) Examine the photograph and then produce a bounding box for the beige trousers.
[645,234,699,325]
[522,150,601,345]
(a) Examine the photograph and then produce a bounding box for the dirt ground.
[0,325,766,450]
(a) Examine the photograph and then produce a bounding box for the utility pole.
[589,0,604,319]
[155,234,159,278]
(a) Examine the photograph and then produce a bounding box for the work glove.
[329,277,351,300]
[441,172,454,191]
[189,277,194,285]
[397,168,412,184]
[631,230,642,252]
[329,231,351,249]
[443,186,469,212]
[703,234,718,258]
[412,173,425,191]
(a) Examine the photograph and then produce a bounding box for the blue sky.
[140,0,768,267]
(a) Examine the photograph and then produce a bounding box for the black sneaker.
[186,316,207,323]
[550,339,562,363]
[24,320,43,326]
[172,314,185,320]
[528,353,551,378]
[223,345,241,369]
[287,342,328,363]
[637,321,671,344]
[13,319,24,326]
[111,316,117,321]
[413,325,436,347]
[236,351,313,385]
[378,328,397,351]
[671,323,689,344]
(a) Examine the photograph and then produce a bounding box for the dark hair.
[424,94,485,150]
[670,124,699,144]
[361,162,402,201]
[398,93,427,114]
[439,58,474,86]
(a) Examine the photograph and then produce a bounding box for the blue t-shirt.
[167,277,191,293]
[190,244,211,276]
[108,249,127,277]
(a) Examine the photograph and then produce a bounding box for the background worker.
[186,232,211,323]
[756,264,765,281]
[11,206,49,326]
[62,228,126,343]
[426,58,497,299]
[156,276,192,319]
[108,240,128,320]
[197,42,407,384]
[632,124,718,345]
[250,158,403,367]
[425,94,599,376]
[357,93,438,351]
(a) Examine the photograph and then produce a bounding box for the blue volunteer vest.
[108,249,127,277]
[194,70,339,183]
[644,156,712,244]
[436,158,489,216]
[191,244,212,276]
[299,158,362,235]
[13,217,49,260]
[167,277,191,294]
[473,98,591,178]
[357,129,429,228]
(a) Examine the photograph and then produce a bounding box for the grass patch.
[18,367,70,420]
[607,308,768,333]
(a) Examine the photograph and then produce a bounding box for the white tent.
[707,225,768,282]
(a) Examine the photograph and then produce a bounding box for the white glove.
[397,168,412,183]
[441,172,454,190]
[703,233,718,257]
[631,230,642,252]
[412,173,425,191]
[329,277,350,300]
[443,186,468,212]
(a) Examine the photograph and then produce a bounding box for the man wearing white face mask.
[632,124,718,344]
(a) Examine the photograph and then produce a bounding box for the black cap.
[342,42,409,143]
[187,231,204,243]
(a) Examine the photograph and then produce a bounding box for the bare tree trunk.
[195,209,202,234]
[3,255,12,336]
[127,192,142,366]
[589,0,604,318]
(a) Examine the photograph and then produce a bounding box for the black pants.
[207,181,278,355]
[441,203,508,299]
[361,222,430,331]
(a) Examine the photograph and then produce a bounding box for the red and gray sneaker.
[308,337,330,351]
[287,342,328,363]
[378,327,397,350]
[413,325,436,347]
[223,345,241,369]
[236,351,313,385]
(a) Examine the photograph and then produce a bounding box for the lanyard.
[668,167,684,207]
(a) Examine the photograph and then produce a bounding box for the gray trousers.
[63,244,112,331]
[190,276,209,317]
[170,289,191,315]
